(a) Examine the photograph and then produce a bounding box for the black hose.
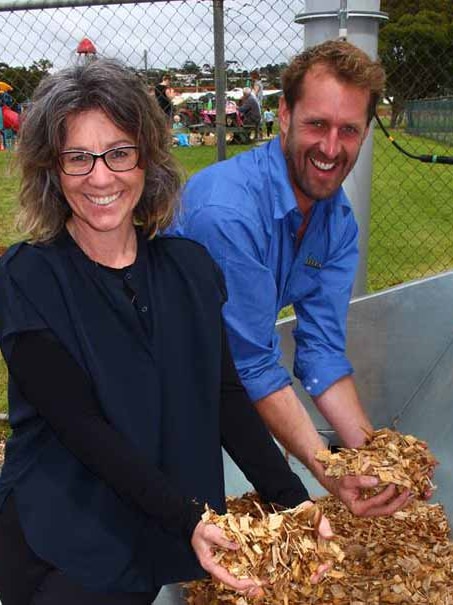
[374,112,453,165]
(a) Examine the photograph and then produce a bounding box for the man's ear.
[278,96,290,145]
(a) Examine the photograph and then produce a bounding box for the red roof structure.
[77,38,96,55]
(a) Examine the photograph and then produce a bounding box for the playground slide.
[2,106,19,131]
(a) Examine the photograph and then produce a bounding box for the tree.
[181,59,199,74]
[379,9,453,126]
[381,0,453,23]
[0,59,53,106]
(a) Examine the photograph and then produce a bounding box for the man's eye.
[342,126,359,136]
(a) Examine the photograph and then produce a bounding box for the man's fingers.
[340,474,379,490]
[350,486,411,517]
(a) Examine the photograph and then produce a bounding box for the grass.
[1,130,453,413]
[369,128,453,291]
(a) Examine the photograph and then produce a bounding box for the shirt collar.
[268,136,298,220]
[267,135,352,219]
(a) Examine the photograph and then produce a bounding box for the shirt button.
[125,272,132,280]
[141,305,148,313]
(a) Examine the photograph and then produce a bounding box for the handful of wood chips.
[192,499,344,604]
[316,428,438,497]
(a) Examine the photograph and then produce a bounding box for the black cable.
[374,111,453,165]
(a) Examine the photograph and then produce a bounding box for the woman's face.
[59,109,145,239]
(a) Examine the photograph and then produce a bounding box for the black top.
[154,83,172,116]
[0,231,308,592]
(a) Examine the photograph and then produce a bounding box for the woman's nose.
[87,156,115,185]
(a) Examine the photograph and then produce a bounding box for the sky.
[0,0,306,72]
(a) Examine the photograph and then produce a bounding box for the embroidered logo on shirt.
[305,255,322,269]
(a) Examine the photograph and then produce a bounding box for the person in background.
[170,40,421,519]
[263,105,275,138]
[0,58,332,605]
[250,69,264,110]
[238,87,261,140]
[171,114,184,130]
[154,73,175,123]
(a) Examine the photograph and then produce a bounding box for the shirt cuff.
[240,364,293,403]
[294,356,353,397]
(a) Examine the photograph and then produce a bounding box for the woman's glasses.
[59,146,140,176]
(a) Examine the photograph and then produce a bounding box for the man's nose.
[319,129,341,158]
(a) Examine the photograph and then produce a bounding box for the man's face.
[279,65,370,211]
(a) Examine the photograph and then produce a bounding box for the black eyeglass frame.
[58,145,140,176]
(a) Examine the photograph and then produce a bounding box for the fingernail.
[365,477,379,486]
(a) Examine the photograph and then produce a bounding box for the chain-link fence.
[370,8,453,291]
[1,1,453,292]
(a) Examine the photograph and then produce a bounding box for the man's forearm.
[254,385,339,493]
[313,375,373,448]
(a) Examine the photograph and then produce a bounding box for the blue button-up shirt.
[171,136,359,401]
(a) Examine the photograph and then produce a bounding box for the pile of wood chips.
[185,493,453,604]
[316,428,438,498]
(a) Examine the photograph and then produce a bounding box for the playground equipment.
[0,84,19,150]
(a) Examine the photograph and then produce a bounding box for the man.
[172,40,412,517]
[238,87,261,138]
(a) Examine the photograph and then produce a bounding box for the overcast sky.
[0,0,306,72]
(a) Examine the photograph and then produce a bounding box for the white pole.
[295,0,388,296]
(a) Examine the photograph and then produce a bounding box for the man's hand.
[334,475,411,517]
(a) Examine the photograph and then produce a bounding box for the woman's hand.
[297,500,334,584]
[191,521,264,598]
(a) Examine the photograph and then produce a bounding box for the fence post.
[213,0,226,161]
[295,0,388,296]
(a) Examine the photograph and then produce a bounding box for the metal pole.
[338,0,348,39]
[295,0,388,296]
[213,0,226,161]
[143,49,148,83]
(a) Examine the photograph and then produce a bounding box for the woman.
[0,59,331,604]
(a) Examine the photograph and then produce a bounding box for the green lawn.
[1,131,453,413]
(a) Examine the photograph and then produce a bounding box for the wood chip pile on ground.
[316,428,438,498]
[185,493,453,604]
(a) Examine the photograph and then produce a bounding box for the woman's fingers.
[191,522,265,595]
[310,561,332,584]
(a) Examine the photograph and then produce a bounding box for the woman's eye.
[111,148,128,159]
[70,153,90,162]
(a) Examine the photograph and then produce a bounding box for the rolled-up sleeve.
[293,210,359,397]
[180,203,292,402]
